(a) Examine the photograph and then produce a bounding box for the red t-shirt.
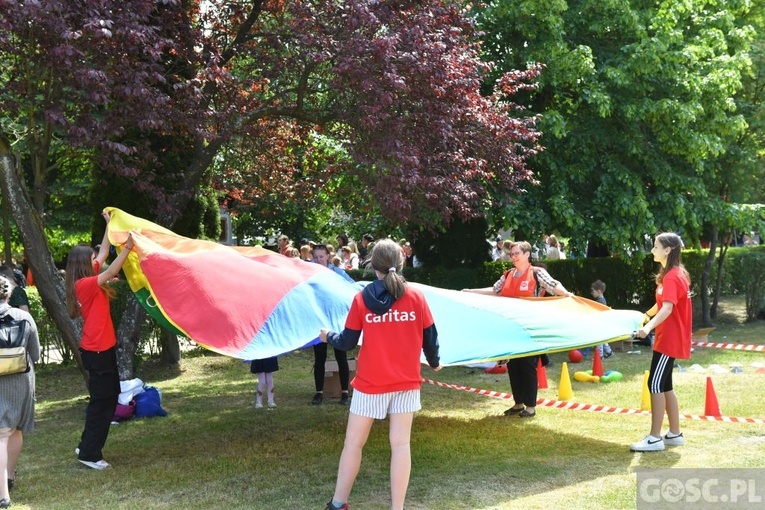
[75,261,117,352]
[654,266,692,360]
[345,286,435,394]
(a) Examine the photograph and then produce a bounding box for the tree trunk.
[116,294,147,379]
[159,329,181,366]
[0,137,86,382]
[2,188,12,265]
[699,226,717,327]
[711,243,729,319]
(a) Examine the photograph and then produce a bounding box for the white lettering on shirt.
[365,310,417,323]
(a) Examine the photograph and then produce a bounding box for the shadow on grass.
[23,348,695,509]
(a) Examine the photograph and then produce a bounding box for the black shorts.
[648,351,675,394]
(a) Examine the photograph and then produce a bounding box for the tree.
[2,1,542,374]
[1,0,201,374]
[475,0,760,254]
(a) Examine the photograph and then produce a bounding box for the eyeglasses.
[510,251,523,257]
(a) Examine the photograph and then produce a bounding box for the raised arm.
[94,211,113,267]
[97,233,134,286]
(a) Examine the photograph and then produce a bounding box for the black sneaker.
[325,501,349,510]
[312,392,323,405]
[603,351,614,359]
[340,393,350,406]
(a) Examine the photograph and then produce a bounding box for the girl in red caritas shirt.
[65,211,134,470]
[319,239,441,510]
[630,232,692,453]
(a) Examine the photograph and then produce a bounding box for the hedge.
[23,245,765,365]
[350,245,765,313]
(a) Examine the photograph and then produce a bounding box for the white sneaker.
[268,402,277,409]
[78,459,110,470]
[663,432,685,446]
[255,401,263,409]
[630,435,665,452]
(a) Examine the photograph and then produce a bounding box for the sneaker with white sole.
[662,432,685,446]
[630,435,665,452]
[78,459,110,470]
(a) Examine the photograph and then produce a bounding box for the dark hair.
[336,234,349,247]
[0,276,12,301]
[370,239,406,300]
[655,233,690,285]
[0,265,15,285]
[362,234,374,242]
[65,244,115,318]
[591,279,606,293]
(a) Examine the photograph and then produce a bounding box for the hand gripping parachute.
[105,208,642,365]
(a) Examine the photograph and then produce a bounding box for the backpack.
[0,314,29,376]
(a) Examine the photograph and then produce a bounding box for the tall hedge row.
[351,245,765,314]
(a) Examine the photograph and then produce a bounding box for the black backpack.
[0,314,29,375]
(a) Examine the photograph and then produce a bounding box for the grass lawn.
[14,297,765,509]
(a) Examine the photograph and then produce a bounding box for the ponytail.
[370,239,407,300]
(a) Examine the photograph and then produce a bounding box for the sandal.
[503,406,525,416]
[519,409,536,418]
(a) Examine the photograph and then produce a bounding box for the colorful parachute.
[105,208,643,365]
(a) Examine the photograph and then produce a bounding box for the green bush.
[729,249,765,321]
[27,287,75,366]
[351,247,765,315]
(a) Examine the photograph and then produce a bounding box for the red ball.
[568,350,583,363]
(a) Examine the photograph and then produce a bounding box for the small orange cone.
[558,362,573,400]
[537,357,548,389]
[640,370,651,411]
[704,377,721,417]
[592,347,604,377]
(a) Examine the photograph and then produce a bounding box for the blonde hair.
[370,239,406,300]
[512,240,532,255]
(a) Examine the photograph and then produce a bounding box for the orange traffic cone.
[640,370,651,411]
[704,377,721,417]
[537,357,548,389]
[558,362,573,400]
[592,347,604,377]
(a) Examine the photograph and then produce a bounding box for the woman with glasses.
[463,240,573,418]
